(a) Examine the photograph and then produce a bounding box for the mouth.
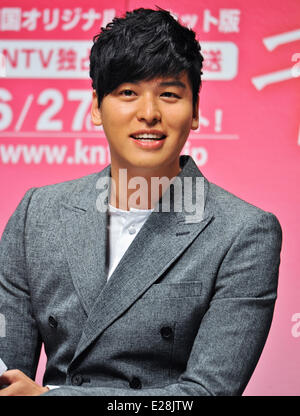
[129,132,167,150]
[130,133,167,141]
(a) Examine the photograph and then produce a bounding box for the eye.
[161,92,180,99]
[120,89,136,97]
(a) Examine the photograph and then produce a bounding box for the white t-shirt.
[107,203,154,279]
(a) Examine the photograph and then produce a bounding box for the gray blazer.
[0,155,282,396]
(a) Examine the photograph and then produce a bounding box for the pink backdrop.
[0,0,299,395]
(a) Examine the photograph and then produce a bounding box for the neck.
[109,162,181,211]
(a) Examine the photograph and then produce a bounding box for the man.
[0,8,282,396]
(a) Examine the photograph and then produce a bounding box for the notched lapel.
[59,186,109,316]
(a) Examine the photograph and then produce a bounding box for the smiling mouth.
[130,134,167,141]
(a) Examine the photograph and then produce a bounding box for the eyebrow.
[158,80,186,89]
[122,79,187,89]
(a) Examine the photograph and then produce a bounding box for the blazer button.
[129,377,142,389]
[71,374,83,386]
[160,326,173,339]
[99,184,108,192]
[48,316,58,329]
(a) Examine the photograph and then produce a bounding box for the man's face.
[91,71,199,177]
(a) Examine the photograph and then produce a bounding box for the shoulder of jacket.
[29,170,103,203]
[207,181,280,228]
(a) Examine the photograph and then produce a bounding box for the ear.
[191,96,199,131]
[91,90,102,126]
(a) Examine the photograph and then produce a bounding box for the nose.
[136,94,161,125]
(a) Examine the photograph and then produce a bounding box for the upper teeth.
[133,133,164,139]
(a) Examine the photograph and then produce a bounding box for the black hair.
[89,7,203,109]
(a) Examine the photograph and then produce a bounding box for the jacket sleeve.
[43,211,282,396]
[0,189,42,380]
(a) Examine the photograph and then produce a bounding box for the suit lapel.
[70,156,214,364]
[59,166,111,316]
